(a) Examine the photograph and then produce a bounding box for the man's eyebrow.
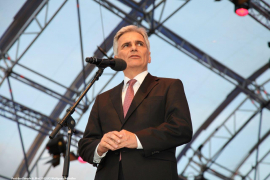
[121,41,131,47]
[136,40,144,44]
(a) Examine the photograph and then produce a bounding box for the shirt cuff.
[135,135,143,149]
[93,143,107,163]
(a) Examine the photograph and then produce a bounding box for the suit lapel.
[122,73,159,125]
[110,81,124,124]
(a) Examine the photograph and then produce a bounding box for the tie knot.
[128,79,137,87]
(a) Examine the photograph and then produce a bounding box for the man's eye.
[138,42,143,46]
[123,44,129,47]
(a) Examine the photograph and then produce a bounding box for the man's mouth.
[129,55,140,58]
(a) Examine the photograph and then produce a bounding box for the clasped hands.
[97,130,137,156]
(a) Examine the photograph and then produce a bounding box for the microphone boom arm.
[49,67,104,178]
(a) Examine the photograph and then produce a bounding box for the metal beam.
[6,77,30,177]
[249,0,270,31]
[188,157,233,180]
[177,63,270,162]
[0,94,83,146]
[0,0,68,87]
[6,58,78,94]
[2,68,85,110]
[0,0,45,53]
[231,128,270,178]
[244,149,270,179]
[76,0,87,94]
[181,107,262,179]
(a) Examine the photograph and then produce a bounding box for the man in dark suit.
[78,25,193,180]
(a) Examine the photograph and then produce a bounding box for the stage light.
[235,8,249,16]
[46,135,66,167]
[45,154,61,167]
[233,0,249,16]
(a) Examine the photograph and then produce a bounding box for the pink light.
[78,156,87,163]
[236,8,249,16]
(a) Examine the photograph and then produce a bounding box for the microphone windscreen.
[111,58,127,71]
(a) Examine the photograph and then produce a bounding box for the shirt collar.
[123,70,148,88]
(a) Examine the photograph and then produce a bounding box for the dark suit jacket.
[78,73,193,180]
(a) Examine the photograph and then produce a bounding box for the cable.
[99,0,107,52]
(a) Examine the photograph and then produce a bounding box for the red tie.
[120,79,136,161]
[123,79,137,118]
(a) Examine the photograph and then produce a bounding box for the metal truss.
[179,74,270,179]
[0,0,89,176]
[244,144,270,180]
[227,0,270,31]
[0,0,70,177]
[0,64,85,110]
[180,96,260,179]
[0,94,84,147]
[249,0,270,31]
[0,0,268,178]
[12,68,119,177]
[231,129,270,179]
[20,71,120,177]
[231,78,270,179]
[0,0,68,86]
[177,63,270,160]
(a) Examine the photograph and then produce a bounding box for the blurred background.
[0,0,270,179]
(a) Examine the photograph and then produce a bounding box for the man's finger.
[103,137,119,149]
[102,142,117,151]
[109,133,121,144]
[117,141,126,149]
[111,131,123,138]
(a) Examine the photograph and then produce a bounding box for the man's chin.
[125,65,147,73]
[127,62,144,67]
[127,65,145,70]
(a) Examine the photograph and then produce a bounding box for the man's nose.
[131,43,137,51]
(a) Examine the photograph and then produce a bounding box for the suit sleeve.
[78,95,102,165]
[135,79,193,157]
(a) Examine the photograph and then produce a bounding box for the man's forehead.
[118,31,145,43]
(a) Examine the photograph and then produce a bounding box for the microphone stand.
[49,67,104,179]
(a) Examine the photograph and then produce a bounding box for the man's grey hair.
[113,25,150,56]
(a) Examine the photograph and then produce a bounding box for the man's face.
[115,31,151,73]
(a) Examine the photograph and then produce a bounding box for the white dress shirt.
[93,71,148,163]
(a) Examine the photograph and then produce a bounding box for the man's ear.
[148,52,151,63]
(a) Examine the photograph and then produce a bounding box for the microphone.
[85,57,127,71]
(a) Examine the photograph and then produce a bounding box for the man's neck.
[124,68,147,79]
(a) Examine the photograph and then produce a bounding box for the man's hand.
[118,129,138,149]
[97,131,123,156]
[97,130,138,156]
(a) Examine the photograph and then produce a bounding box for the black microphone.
[85,57,127,71]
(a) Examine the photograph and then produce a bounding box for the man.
[78,25,192,180]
